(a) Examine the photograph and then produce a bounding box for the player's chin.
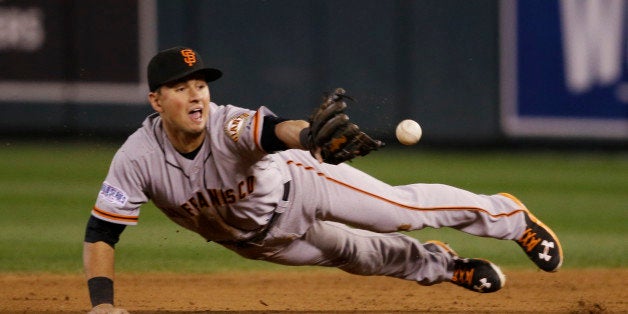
[190,124,206,134]
[183,120,207,134]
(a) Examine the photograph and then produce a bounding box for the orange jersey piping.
[92,206,139,224]
[252,110,263,151]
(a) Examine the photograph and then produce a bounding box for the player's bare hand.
[88,303,129,314]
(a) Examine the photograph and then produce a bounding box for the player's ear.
[148,91,163,113]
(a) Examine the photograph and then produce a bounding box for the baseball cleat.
[502,193,564,272]
[451,258,506,293]
[425,240,505,293]
[516,210,564,272]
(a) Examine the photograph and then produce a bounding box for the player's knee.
[305,221,349,255]
[305,221,409,275]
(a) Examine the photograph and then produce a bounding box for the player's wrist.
[87,277,114,307]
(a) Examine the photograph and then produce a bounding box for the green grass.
[0,142,626,274]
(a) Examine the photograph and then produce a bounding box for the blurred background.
[0,0,626,146]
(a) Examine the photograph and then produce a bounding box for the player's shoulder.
[215,103,275,125]
[210,102,255,131]
[214,102,257,115]
[116,113,161,160]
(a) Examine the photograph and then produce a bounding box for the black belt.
[281,181,291,201]
[219,181,290,247]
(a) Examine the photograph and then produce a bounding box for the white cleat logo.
[538,240,555,261]
[474,278,492,292]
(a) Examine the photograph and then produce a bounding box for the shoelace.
[518,228,542,252]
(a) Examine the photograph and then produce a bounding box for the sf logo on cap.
[180,49,197,66]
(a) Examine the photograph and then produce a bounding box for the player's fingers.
[88,304,129,314]
[315,114,349,145]
[313,147,323,163]
[88,304,112,314]
[311,102,347,133]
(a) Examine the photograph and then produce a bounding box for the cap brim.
[160,67,222,88]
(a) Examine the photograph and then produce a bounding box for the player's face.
[149,75,211,136]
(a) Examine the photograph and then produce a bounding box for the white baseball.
[395,119,422,145]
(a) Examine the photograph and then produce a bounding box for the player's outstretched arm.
[275,119,310,149]
[84,241,128,313]
[83,216,128,313]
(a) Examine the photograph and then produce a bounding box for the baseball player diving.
[83,46,563,313]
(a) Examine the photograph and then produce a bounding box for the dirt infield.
[2,269,626,313]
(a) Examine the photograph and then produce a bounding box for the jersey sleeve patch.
[99,182,128,206]
[225,112,252,142]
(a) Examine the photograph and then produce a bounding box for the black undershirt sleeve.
[261,115,289,153]
[84,215,126,248]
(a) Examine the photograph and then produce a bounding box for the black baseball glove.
[299,88,384,165]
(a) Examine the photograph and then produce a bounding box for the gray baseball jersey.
[93,102,532,284]
[94,103,286,242]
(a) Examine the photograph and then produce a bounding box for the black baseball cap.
[147,46,222,92]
